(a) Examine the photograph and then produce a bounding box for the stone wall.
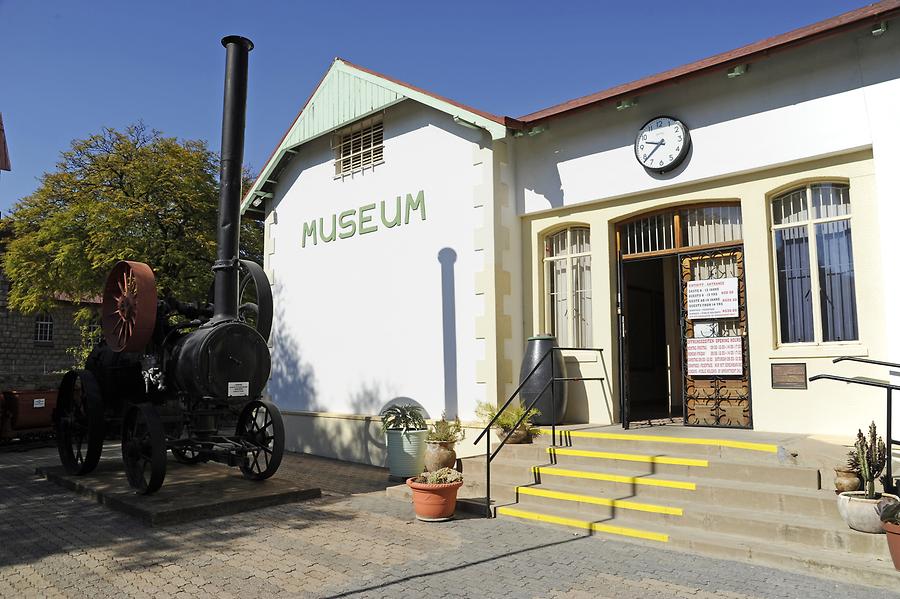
[0,272,86,391]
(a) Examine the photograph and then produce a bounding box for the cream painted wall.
[523,152,888,438]
[265,101,489,436]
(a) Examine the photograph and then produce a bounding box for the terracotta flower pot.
[424,441,457,472]
[884,521,900,570]
[833,468,861,493]
[837,492,900,533]
[406,478,464,521]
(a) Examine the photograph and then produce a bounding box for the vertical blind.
[621,204,742,257]
[772,183,857,344]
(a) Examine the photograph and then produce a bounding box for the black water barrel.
[519,335,567,425]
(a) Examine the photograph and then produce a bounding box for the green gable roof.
[241,59,513,213]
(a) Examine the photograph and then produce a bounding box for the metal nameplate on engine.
[227,382,250,397]
[33,398,46,408]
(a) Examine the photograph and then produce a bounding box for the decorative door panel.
[680,247,752,428]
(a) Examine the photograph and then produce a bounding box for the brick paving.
[1,445,898,599]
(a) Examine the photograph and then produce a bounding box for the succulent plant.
[427,413,465,443]
[412,467,463,485]
[475,401,542,438]
[850,422,887,500]
[380,404,426,433]
[878,498,900,525]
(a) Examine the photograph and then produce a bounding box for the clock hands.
[644,138,665,160]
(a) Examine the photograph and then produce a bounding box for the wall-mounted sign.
[301,190,426,248]
[771,363,808,389]
[686,336,743,376]
[686,277,739,320]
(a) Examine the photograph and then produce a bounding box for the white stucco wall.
[265,101,487,433]
[513,22,900,438]
[516,25,900,216]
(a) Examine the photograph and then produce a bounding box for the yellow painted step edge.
[535,466,697,491]
[517,486,683,516]
[497,505,669,542]
[541,429,778,453]
[547,447,709,467]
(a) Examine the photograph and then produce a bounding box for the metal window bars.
[809,356,900,494]
[473,346,604,517]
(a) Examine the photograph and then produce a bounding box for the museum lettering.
[301,190,426,248]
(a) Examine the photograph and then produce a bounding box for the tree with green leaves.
[2,123,263,354]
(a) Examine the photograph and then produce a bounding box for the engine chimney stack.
[213,35,253,322]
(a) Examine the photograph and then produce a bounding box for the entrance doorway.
[616,204,752,429]
[622,257,682,422]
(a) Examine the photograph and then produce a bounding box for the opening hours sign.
[686,336,743,376]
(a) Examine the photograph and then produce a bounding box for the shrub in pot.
[476,401,541,444]
[836,422,899,533]
[407,467,464,521]
[381,404,427,479]
[425,414,464,472]
[878,500,900,570]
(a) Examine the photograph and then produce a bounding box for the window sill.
[768,343,867,360]
[33,341,54,348]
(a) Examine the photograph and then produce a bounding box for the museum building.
[242,2,900,465]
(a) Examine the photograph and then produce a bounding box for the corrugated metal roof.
[0,113,10,172]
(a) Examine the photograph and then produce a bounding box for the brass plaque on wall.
[771,363,807,389]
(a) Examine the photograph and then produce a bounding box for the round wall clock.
[634,116,691,173]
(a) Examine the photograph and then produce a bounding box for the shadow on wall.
[268,302,322,412]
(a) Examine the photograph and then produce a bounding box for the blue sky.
[0,0,869,213]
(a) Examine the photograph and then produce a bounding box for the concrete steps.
[493,502,899,590]
[456,429,900,589]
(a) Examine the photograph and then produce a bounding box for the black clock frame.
[634,115,691,173]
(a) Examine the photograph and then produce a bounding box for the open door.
[679,247,752,428]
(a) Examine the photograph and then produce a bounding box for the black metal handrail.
[475,346,603,517]
[809,356,900,494]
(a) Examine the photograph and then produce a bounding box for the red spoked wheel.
[101,261,157,353]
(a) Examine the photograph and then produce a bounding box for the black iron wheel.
[236,400,284,480]
[171,446,205,465]
[55,370,105,475]
[121,404,167,494]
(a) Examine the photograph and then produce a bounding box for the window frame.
[542,225,592,348]
[332,114,385,179]
[769,182,857,347]
[34,312,53,345]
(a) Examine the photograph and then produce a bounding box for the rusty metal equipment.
[53,36,283,494]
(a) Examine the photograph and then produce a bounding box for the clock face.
[634,116,691,173]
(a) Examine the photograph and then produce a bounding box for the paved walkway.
[0,446,897,598]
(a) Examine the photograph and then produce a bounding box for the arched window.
[544,226,592,347]
[771,182,857,344]
[34,312,53,343]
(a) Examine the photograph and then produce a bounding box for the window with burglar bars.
[332,116,384,178]
[620,204,743,257]
[544,227,592,348]
[771,182,858,344]
[34,312,53,344]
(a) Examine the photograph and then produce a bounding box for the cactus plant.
[850,422,887,500]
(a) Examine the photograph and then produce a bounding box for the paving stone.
[1,446,898,598]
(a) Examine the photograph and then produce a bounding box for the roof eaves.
[518,0,900,123]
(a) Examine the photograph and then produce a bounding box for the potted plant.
[425,413,464,472]
[878,500,900,570]
[381,404,428,479]
[476,401,542,444]
[836,422,899,533]
[407,467,464,521]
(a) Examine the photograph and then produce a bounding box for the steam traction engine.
[53,36,284,494]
